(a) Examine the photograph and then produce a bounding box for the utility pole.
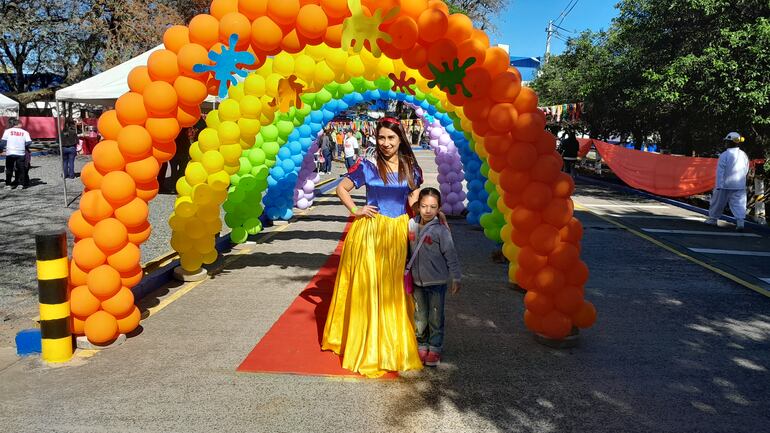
[544,20,554,64]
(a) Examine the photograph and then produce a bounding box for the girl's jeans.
[413,284,447,354]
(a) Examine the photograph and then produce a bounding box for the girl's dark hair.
[375,118,420,189]
[418,187,442,208]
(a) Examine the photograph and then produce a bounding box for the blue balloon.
[310,110,324,123]
[336,100,349,111]
[299,137,312,150]
[342,93,357,104]
[309,122,322,135]
[281,158,295,172]
[468,201,484,214]
[322,109,335,122]
[298,125,311,137]
[266,206,281,220]
[369,89,381,100]
[466,212,480,225]
[386,90,397,99]
[267,175,278,188]
[285,172,298,185]
[325,100,338,111]
[352,93,364,104]
[278,147,292,159]
[280,208,293,221]
[291,154,303,166]
[271,166,285,179]
[288,130,300,142]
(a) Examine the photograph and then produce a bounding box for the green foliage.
[531,0,770,157]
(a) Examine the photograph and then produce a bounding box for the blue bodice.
[345,159,423,218]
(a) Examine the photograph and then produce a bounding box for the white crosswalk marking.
[642,228,760,237]
[689,248,770,257]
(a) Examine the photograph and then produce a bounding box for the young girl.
[408,188,462,366]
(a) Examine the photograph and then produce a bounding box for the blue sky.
[489,0,620,79]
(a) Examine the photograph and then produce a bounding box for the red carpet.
[237,218,397,378]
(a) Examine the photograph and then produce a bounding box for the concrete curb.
[576,174,770,235]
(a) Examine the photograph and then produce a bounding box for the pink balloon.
[439,134,452,146]
[296,198,310,209]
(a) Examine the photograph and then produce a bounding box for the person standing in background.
[1,118,32,189]
[705,132,750,231]
[60,119,79,179]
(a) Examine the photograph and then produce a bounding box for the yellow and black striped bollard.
[35,231,73,362]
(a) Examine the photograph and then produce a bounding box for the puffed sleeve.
[344,159,367,189]
[413,164,424,189]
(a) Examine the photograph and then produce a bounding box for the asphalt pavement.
[1,152,769,433]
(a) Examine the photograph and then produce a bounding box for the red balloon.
[524,309,544,333]
[548,242,580,271]
[560,217,584,244]
[572,301,597,328]
[566,260,590,287]
[530,224,560,256]
[542,198,574,228]
[518,246,548,272]
[511,206,541,232]
[530,154,562,183]
[540,310,572,339]
[506,141,538,171]
[484,133,513,156]
[511,227,530,248]
[524,291,554,315]
[533,266,565,294]
[499,168,530,192]
[554,287,584,314]
[552,172,576,198]
[521,181,552,210]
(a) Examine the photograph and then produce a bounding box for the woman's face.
[419,195,439,222]
[377,126,400,159]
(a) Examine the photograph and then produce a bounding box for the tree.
[445,0,509,31]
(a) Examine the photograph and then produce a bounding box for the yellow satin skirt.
[321,214,423,377]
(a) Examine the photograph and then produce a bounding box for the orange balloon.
[210,0,238,19]
[120,265,144,288]
[490,72,522,104]
[572,301,596,328]
[566,260,589,287]
[125,156,161,184]
[152,138,177,162]
[511,206,541,232]
[472,28,490,48]
[387,16,418,50]
[399,0,428,19]
[84,311,119,344]
[417,7,448,45]
[116,305,141,334]
[70,315,86,335]
[445,13,473,44]
[297,5,328,39]
[472,119,491,137]
[219,12,252,48]
[135,180,160,202]
[514,112,546,142]
[267,0,300,26]
[514,86,539,114]
[542,198,573,229]
[70,285,101,317]
[101,287,135,317]
[462,96,491,121]
[552,172,575,198]
[163,25,190,53]
[377,40,403,60]
[93,218,129,254]
[540,310,572,339]
[554,287,584,315]
[524,291,554,316]
[174,76,209,107]
[402,44,428,69]
[524,309,544,334]
[518,246,548,272]
[559,217,584,244]
[117,125,153,160]
[321,0,351,19]
[428,0,449,14]
[522,181,552,210]
[280,29,303,54]
[323,23,344,48]
[115,92,147,126]
[250,16,284,53]
[145,118,180,144]
[505,142,537,171]
[530,154,562,183]
[101,171,136,207]
[240,0,268,20]
[189,14,220,49]
[92,140,125,173]
[530,224,560,256]
[500,168,530,192]
[534,131,557,154]
[515,267,535,291]
[87,264,122,299]
[177,43,210,80]
[486,153,507,173]
[80,190,114,223]
[457,37,486,66]
[488,103,517,133]
[127,222,152,245]
[484,134,512,155]
[426,38,457,69]
[80,162,104,191]
[177,104,202,128]
[148,50,180,84]
[127,66,152,94]
[107,242,141,273]
[502,190,521,210]
[70,260,89,286]
[68,210,96,240]
[97,110,123,140]
[115,197,150,228]
[534,265,565,294]
[479,46,510,77]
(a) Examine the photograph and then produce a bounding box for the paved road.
[1,152,769,433]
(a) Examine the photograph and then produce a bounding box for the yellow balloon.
[175,176,193,196]
[218,100,241,121]
[185,219,206,239]
[170,232,194,253]
[201,151,224,173]
[193,236,215,255]
[217,121,241,145]
[345,56,365,78]
[244,74,266,96]
[180,252,203,271]
[503,240,518,261]
[223,164,239,175]
[238,118,261,142]
[174,196,197,218]
[501,225,513,246]
[189,142,203,162]
[219,143,242,164]
[265,73,282,97]
[196,204,220,221]
[325,49,347,72]
[205,218,222,234]
[239,95,262,119]
[227,84,245,101]
[185,161,208,185]
[508,261,518,284]
[205,111,221,128]
[377,57,395,78]
[273,52,295,76]
[168,212,187,231]
[313,62,335,87]
[202,249,219,265]
[207,170,230,190]
[293,54,316,82]
[257,58,273,78]
[198,128,220,152]
[488,169,500,185]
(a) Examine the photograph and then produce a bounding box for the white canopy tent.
[0,93,19,116]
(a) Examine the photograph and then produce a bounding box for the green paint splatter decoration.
[427,57,477,98]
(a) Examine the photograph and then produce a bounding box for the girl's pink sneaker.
[424,352,441,367]
[418,348,429,364]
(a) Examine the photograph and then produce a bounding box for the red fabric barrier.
[577,138,592,158]
[0,116,62,139]
[592,139,717,197]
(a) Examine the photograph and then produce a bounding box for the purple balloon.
[429,139,439,148]
[437,173,446,184]
[438,134,452,146]
[430,128,442,140]
[441,203,453,214]
[446,192,459,204]
[446,172,458,183]
[452,202,465,214]
[439,182,451,195]
[458,191,467,201]
[451,182,463,193]
[302,180,314,194]
[312,173,320,183]
[296,198,310,210]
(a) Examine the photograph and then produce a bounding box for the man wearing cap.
[1,118,32,190]
[705,132,750,231]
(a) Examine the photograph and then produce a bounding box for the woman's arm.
[337,177,378,218]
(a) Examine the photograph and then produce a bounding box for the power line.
[555,0,580,28]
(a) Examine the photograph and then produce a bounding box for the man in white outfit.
[705,132,750,231]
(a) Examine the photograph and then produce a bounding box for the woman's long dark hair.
[375,117,420,189]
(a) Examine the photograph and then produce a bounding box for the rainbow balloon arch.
[66,0,596,346]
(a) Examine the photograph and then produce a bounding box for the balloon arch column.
[67,0,596,346]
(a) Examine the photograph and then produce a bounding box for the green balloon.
[222,200,237,214]
[339,81,354,94]
[265,158,276,168]
[486,193,498,209]
[364,79,377,91]
[228,187,246,203]
[485,181,497,194]
[254,177,268,190]
[413,88,425,99]
[254,133,264,148]
[262,141,279,158]
[230,174,240,186]
[374,77,391,91]
[277,120,294,139]
[239,174,256,191]
[248,148,266,166]
[243,217,263,235]
[238,157,253,175]
[230,227,248,244]
[480,161,490,177]
[479,212,493,228]
[316,88,332,104]
[261,124,279,141]
[297,104,311,118]
[224,210,246,228]
[350,77,366,92]
[252,165,269,179]
[300,92,316,107]
[426,94,440,105]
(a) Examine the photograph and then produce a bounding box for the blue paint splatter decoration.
[193,34,255,98]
